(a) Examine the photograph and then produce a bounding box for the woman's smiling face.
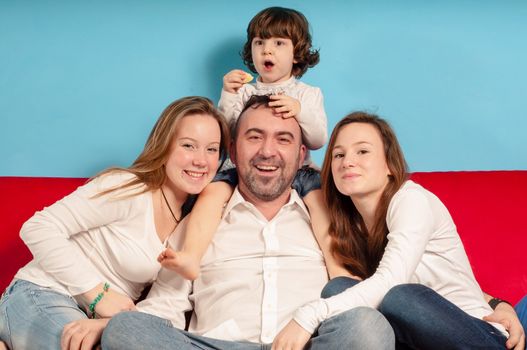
[331,122,391,201]
[164,113,222,195]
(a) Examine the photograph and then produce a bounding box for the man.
[101,95,395,349]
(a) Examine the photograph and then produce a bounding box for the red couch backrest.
[410,171,527,304]
[0,177,87,291]
[1,172,526,303]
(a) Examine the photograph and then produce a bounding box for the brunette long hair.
[321,112,408,278]
[96,96,229,197]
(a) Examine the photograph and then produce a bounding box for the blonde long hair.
[96,96,229,197]
[321,112,408,278]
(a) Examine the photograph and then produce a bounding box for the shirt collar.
[223,186,310,221]
[255,75,297,91]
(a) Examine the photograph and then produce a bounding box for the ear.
[297,144,307,169]
[229,139,237,166]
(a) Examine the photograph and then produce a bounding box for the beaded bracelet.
[88,282,110,318]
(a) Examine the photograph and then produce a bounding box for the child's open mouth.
[264,60,274,69]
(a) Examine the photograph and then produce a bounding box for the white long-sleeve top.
[14,171,166,301]
[137,188,328,343]
[294,180,507,336]
[218,76,328,150]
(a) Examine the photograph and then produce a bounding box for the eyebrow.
[245,128,296,140]
[177,137,197,142]
[333,141,372,149]
[245,127,264,135]
[177,137,220,144]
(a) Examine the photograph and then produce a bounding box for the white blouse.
[294,180,506,336]
[15,171,166,301]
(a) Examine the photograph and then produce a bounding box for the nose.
[262,41,272,54]
[259,137,277,158]
[342,153,356,168]
[192,150,207,168]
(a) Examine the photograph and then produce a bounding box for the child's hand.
[158,247,201,280]
[269,94,301,118]
[223,69,253,94]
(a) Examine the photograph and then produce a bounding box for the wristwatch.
[488,297,512,310]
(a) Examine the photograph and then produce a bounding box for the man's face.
[231,104,306,202]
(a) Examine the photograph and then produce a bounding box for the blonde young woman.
[0,96,229,350]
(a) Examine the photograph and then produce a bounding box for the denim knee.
[0,280,86,350]
[336,307,395,349]
[102,311,142,349]
[379,283,426,319]
[213,168,238,187]
[102,311,178,350]
[291,166,320,198]
[320,277,360,299]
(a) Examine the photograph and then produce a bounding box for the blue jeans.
[515,295,527,332]
[101,305,394,350]
[0,279,88,349]
[380,284,507,349]
[322,278,507,349]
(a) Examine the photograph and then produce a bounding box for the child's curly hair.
[241,7,319,78]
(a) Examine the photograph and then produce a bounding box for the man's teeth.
[185,171,205,178]
[256,165,278,171]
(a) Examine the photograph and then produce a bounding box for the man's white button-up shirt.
[138,188,328,343]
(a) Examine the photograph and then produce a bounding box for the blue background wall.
[1,0,526,177]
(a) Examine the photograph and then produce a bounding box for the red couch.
[1,172,526,304]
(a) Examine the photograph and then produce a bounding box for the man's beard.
[240,155,299,201]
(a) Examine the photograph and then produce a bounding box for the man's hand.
[61,318,109,350]
[269,94,301,119]
[223,69,252,93]
[483,302,525,349]
[272,319,311,350]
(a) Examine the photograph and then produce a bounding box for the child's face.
[251,36,297,84]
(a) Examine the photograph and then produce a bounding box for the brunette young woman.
[274,111,524,350]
